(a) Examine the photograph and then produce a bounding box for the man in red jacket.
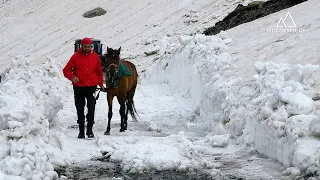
[63,37,105,139]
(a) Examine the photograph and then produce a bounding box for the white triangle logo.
[277,17,286,27]
[276,12,297,28]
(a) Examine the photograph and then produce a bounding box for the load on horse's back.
[102,46,139,135]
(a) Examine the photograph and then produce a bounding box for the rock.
[83,7,106,18]
[247,1,265,9]
[144,47,160,56]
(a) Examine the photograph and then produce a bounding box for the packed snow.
[0,57,70,179]
[0,0,320,179]
[97,132,215,173]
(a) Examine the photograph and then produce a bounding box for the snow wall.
[142,33,320,177]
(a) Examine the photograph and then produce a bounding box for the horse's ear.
[107,46,111,53]
[117,47,121,54]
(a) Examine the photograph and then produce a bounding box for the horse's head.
[102,46,121,78]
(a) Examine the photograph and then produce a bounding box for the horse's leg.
[117,95,126,132]
[124,93,129,130]
[104,93,113,135]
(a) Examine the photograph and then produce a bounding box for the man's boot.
[78,123,85,139]
[86,123,94,139]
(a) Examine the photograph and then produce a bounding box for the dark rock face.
[203,0,308,35]
[83,7,106,18]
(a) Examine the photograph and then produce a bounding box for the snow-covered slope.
[0,0,319,179]
[0,0,256,74]
[227,0,320,79]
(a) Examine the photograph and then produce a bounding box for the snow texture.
[142,29,320,176]
[0,0,320,179]
[0,56,70,179]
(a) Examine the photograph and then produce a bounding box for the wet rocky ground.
[54,150,284,180]
[55,157,218,180]
[55,125,284,180]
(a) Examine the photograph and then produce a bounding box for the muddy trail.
[55,158,217,180]
[54,150,285,180]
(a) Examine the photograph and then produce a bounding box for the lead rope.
[96,62,108,101]
[95,89,101,100]
[95,68,106,101]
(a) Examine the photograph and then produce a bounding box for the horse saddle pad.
[113,62,132,88]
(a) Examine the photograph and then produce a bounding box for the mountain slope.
[0,0,256,73]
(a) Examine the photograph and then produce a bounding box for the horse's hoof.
[104,131,110,135]
[120,129,125,132]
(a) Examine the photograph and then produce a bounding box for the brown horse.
[101,47,139,135]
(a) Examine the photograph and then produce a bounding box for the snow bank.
[142,33,320,176]
[142,33,233,133]
[97,131,215,173]
[0,56,70,179]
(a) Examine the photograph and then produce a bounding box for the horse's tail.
[123,60,139,122]
[127,98,139,122]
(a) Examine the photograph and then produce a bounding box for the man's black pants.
[73,86,97,126]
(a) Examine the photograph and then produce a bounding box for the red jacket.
[63,49,104,87]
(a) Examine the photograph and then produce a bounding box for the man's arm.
[63,55,76,80]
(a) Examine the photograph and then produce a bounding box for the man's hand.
[71,76,80,83]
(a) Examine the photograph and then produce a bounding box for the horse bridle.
[103,53,120,84]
